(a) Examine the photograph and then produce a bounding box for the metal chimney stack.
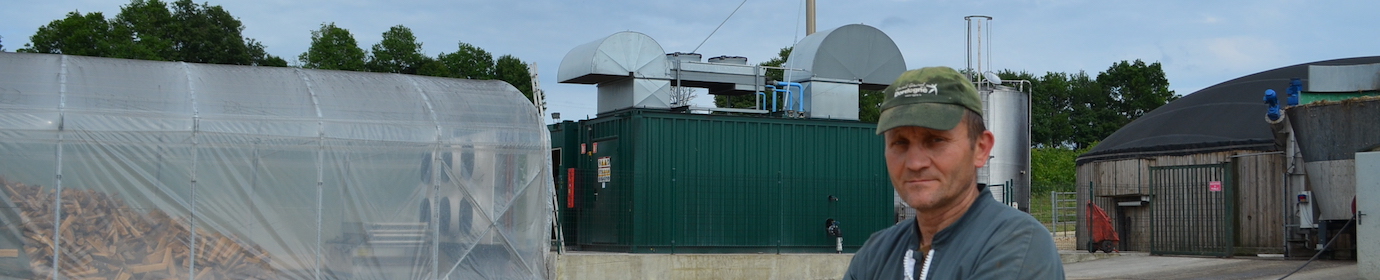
[807,0,816,35]
[965,15,993,83]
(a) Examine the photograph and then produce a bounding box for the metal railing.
[1051,191,1078,236]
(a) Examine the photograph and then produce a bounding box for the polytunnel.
[0,52,552,279]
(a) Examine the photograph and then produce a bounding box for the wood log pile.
[0,177,277,280]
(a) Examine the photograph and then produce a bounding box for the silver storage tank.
[979,85,1032,211]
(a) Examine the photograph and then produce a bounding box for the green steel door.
[1149,163,1235,256]
[583,139,621,245]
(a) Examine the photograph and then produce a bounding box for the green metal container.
[550,109,892,253]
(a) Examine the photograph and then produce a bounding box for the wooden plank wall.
[1234,153,1287,253]
[1076,151,1286,253]
[1078,157,1152,251]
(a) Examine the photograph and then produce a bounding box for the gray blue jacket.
[844,187,1064,279]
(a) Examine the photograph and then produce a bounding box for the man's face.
[883,120,994,212]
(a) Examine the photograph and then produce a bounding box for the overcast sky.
[5,0,1377,123]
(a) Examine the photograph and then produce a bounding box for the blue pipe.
[756,91,767,111]
[776,82,804,112]
[766,85,778,112]
[1287,78,1302,106]
[1264,89,1280,121]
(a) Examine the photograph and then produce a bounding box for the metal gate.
[1150,163,1234,256]
[1051,191,1078,235]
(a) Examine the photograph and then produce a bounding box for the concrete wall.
[549,253,851,280]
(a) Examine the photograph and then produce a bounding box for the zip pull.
[919,249,934,280]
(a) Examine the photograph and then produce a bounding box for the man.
[844,67,1064,279]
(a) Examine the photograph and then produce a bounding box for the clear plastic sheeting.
[0,52,551,280]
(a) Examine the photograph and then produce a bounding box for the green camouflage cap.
[875,66,983,134]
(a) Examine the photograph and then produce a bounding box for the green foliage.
[415,57,449,77]
[436,42,495,79]
[858,89,883,123]
[494,55,533,100]
[168,0,248,64]
[113,0,174,60]
[1004,60,1177,149]
[20,0,284,66]
[366,25,427,74]
[19,11,130,57]
[1030,145,1091,193]
[299,22,366,71]
[761,47,792,82]
[1026,70,1106,149]
[247,39,287,67]
[715,47,790,110]
[1098,59,1178,122]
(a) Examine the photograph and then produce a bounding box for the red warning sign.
[567,168,576,208]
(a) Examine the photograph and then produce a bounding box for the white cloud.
[1200,15,1221,24]
[1181,36,1286,77]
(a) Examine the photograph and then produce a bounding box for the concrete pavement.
[1064,252,1357,280]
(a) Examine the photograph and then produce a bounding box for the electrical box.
[1299,191,1317,229]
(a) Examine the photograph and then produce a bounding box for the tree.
[858,89,883,123]
[1004,60,1175,149]
[112,0,174,60]
[247,39,287,67]
[415,57,449,77]
[299,22,366,71]
[20,0,284,66]
[716,47,790,109]
[19,11,134,57]
[1021,71,1076,148]
[1,35,6,51]
[168,0,248,64]
[1027,70,1108,149]
[668,86,698,107]
[1031,145,1092,193]
[366,25,427,74]
[1097,59,1177,123]
[437,42,494,79]
[493,54,533,99]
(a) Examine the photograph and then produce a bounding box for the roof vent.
[707,56,748,65]
[667,52,702,62]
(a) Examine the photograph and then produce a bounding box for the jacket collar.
[930,186,994,247]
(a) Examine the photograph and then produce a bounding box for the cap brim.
[875,103,966,135]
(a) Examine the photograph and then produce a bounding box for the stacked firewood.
[0,177,276,280]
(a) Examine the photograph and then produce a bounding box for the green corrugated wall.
[551,109,892,253]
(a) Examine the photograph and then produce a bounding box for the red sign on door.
[1208,181,1222,192]
[567,168,576,208]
